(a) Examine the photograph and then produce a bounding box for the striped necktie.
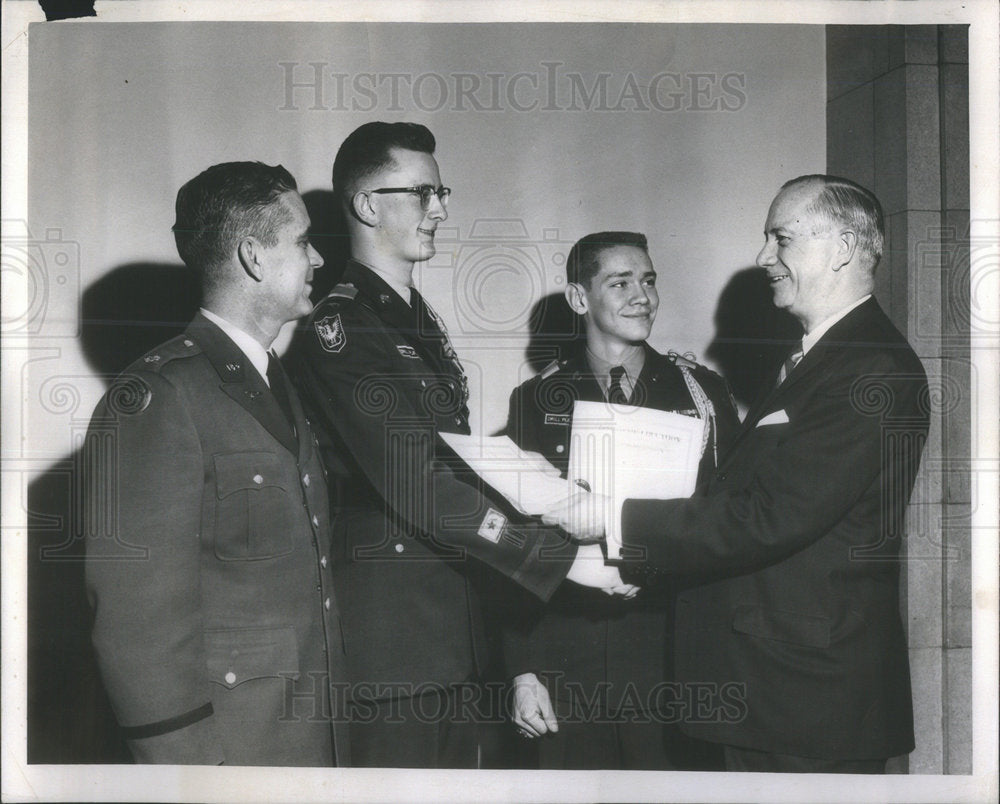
[777,341,804,387]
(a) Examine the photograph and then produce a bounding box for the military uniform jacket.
[84,314,349,766]
[621,298,929,759]
[503,345,740,713]
[291,261,576,699]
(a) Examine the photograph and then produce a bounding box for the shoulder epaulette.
[666,350,699,370]
[539,359,564,379]
[327,282,358,301]
[131,333,202,372]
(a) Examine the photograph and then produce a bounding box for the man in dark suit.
[291,122,626,768]
[84,162,349,765]
[546,175,929,773]
[504,231,740,769]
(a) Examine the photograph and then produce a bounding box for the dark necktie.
[266,350,297,435]
[777,341,804,387]
[608,365,629,404]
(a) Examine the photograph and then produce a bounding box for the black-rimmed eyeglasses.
[368,185,451,210]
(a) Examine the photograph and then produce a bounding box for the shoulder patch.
[106,374,153,416]
[314,313,347,353]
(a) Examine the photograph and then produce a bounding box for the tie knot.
[609,365,626,381]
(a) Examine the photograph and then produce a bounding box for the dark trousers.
[723,745,887,774]
[348,688,479,768]
[537,710,724,771]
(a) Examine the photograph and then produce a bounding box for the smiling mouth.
[417,227,436,236]
[768,273,790,284]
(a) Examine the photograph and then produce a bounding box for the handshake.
[542,491,637,599]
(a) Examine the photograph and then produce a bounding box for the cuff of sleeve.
[509,526,577,602]
[125,704,224,765]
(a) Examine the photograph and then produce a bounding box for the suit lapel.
[724,297,883,457]
[187,315,299,455]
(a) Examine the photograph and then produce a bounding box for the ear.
[833,229,858,272]
[351,190,378,227]
[564,282,589,316]
[237,238,264,282]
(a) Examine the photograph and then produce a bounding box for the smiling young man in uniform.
[291,123,627,768]
[504,231,740,769]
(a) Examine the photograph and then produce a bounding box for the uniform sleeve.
[294,306,575,601]
[84,371,223,764]
[622,355,928,576]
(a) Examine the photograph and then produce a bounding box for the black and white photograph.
[2,1,997,802]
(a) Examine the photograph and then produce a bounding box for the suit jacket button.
[253,474,263,485]
[555,444,565,454]
[324,598,331,610]
[320,556,328,568]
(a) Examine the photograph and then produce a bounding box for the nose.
[308,242,324,270]
[427,193,448,222]
[629,282,650,305]
[757,239,776,268]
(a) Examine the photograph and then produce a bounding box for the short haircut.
[781,174,885,271]
[565,231,649,288]
[173,161,297,286]
[332,121,436,206]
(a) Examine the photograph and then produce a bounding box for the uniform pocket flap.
[732,606,830,648]
[205,626,300,688]
[214,451,289,499]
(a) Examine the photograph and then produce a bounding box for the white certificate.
[568,401,705,558]
[438,432,570,516]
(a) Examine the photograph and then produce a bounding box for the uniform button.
[420,380,427,388]
[324,598,331,610]
[183,339,194,347]
[225,671,236,684]
[455,417,462,425]
[555,444,565,454]
[320,556,328,568]
[394,543,404,553]
[303,473,310,486]
[253,474,263,485]
[312,515,320,527]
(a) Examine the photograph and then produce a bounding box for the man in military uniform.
[291,122,625,768]
[84,162,349,765]
[505,231,740,769]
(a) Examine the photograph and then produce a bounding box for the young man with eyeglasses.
[290,122,628,768]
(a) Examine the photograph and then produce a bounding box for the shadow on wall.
[302,189,351,301]
[28,262,203,763]
[523,291,586,374]
[707,267,802,409]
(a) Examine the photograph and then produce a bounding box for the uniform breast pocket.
[213,451,294,560]
[204,626,301,689]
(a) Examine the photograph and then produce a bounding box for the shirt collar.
[199,307,271,385]
[802,294,872,356]
[585,344,646,396]
[352,258,412,306]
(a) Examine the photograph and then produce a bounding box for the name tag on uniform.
[544,413,571,426]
